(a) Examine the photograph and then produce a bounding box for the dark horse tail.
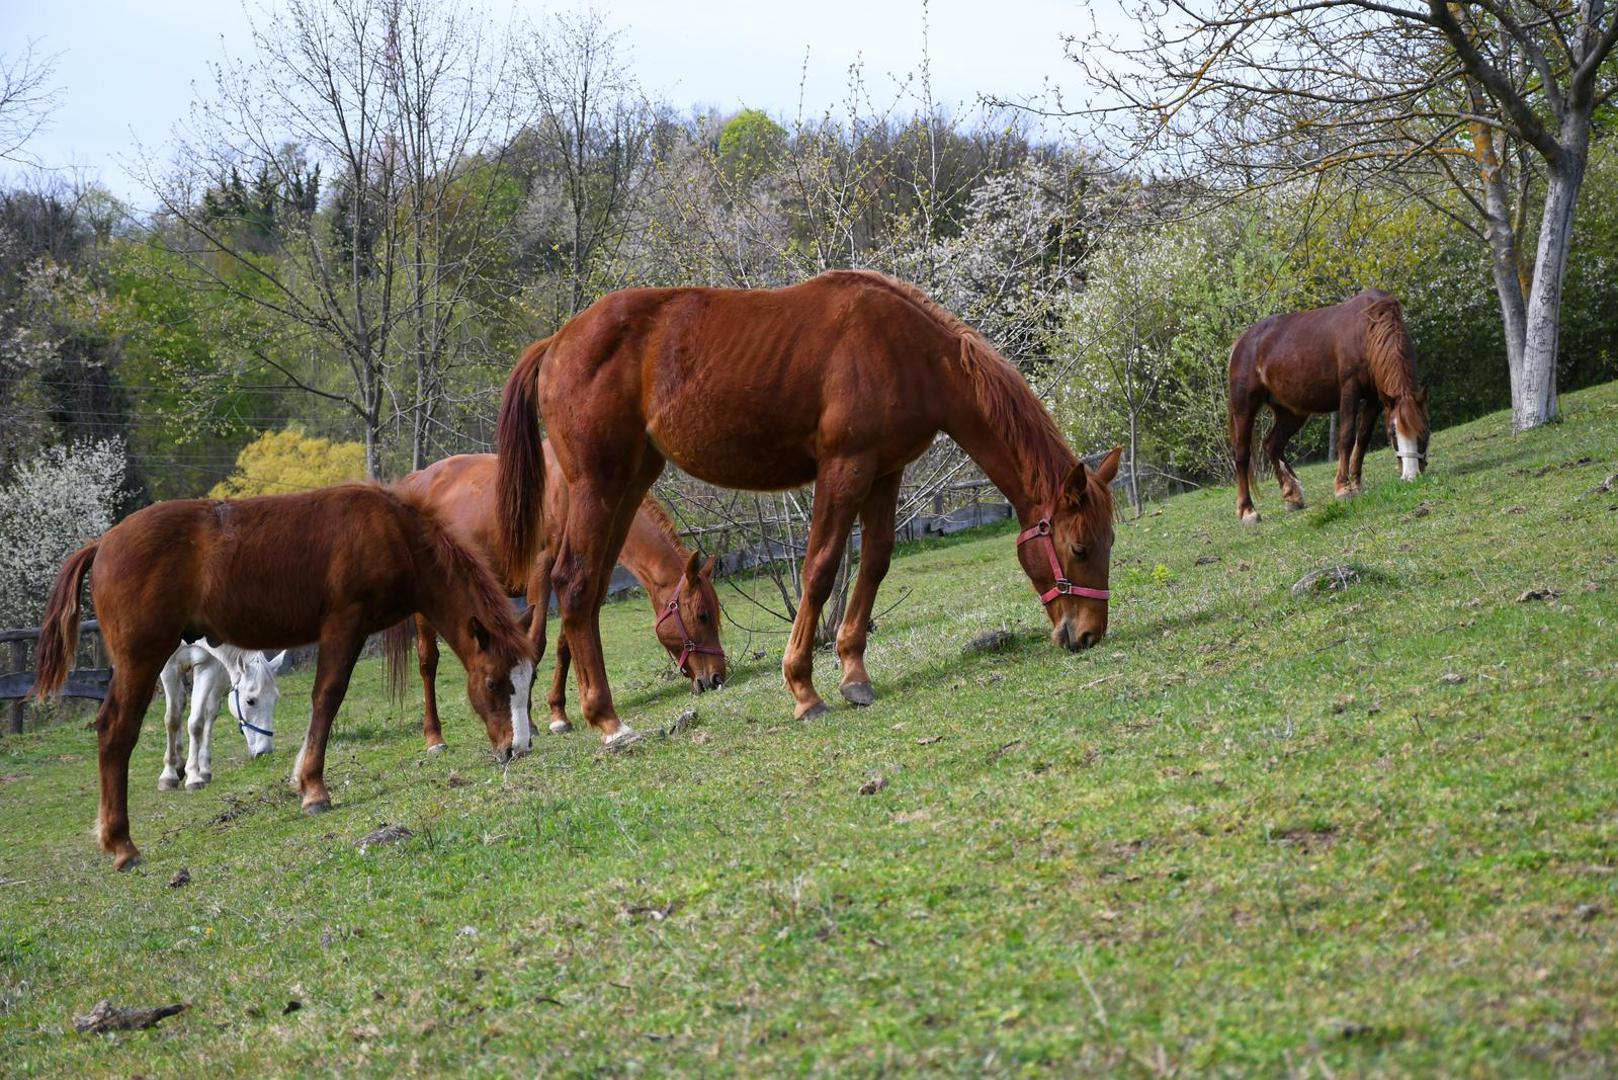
[1364,293,1417,399]
[496,335,553,577]
[382,617,416,704]
[33,541,98,699]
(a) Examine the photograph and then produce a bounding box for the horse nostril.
[712,675,723,691]
[1078,631,1098,650]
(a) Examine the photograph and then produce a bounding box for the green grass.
[3,385,1617,1077]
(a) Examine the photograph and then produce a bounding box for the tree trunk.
[1127,407,1141,518]
[1516,152,1586,431]
[1467,114,1529,386]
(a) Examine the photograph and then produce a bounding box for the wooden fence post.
[8,640,25,734]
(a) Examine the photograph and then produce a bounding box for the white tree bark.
[1515,147,1586,431]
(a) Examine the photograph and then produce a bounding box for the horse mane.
[1364,292,1418,400]
[635,494,690,559]
[385,483,533,668]
[824,269,1083,510]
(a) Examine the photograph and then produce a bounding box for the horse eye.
[1071,545,1089,562]
[245,697,257,707]
[697,611,710,624]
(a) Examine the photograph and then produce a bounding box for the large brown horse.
[496,270,1122,741]
[1229,288,1430,523]
[31,484,536,871]
[398,450,725,747]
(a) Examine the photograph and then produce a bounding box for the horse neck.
[405,524,493,666]
[618,513,685,610]
[941,358,1076,526]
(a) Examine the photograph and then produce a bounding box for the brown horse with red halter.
[1229,288,1431,523]
[496,270,1121,743]
[31,484,535,871]
[397,450,725,746]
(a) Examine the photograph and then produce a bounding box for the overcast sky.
[8,0,1124,207]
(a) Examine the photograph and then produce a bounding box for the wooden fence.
[0,620,112,734]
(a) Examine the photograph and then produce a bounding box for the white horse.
[157,642,287,791]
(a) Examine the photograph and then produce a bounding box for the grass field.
[2,384,1616,1076]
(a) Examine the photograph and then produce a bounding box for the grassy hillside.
[2,384,1616,1076]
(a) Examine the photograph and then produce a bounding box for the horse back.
[94,487,418,652]
[1232,291,1387,414]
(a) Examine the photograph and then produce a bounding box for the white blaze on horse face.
[508,660,535,754]
[225,651,281,758]
[1395,420,1421,481]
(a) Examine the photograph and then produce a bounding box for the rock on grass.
[75,999,187,1034]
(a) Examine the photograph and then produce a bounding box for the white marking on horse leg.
[508,660,535,755]
[1395,423,1421,481]
[159,657,185,790]
[603,725,642,751]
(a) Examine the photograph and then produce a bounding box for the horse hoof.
[1284,500,1306,512]
[602,726,642,752]
[840,681,876,707]
[302,799,332,816]
[158,776,180,792]
[113,847,142,872]
[1239,510,1262,526]
[797,701,831,721]
[549,719,573,735]
[185,778,209,791]
[426,742,448,755]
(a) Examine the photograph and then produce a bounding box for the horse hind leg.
[785,459,867,720]
[97,653,166,870]
[1264,407,1310,510]
[547,635,574,734]
[185,665,222,789]
[1230,394,1262,524]
[417,616,447,752]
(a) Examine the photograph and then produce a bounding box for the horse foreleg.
[157,658,185,791]
[292,618,366,814]
[785,461,867,720]
[416,615,446,752]
[1349,398,1379,490]
[97,655,164,871]
[1334,391,1360,497]
[185,665,223,789]
[836,471,902,708]
[1264,407,1310,510]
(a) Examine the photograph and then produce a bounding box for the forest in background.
[3,0,1617,629]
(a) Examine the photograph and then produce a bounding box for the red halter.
[655,576,724,675]
[1016,518,1111,605]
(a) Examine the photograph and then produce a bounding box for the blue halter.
[231,684,274,739]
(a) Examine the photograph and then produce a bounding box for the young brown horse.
[32,484,536,871]
[398,450,725,747]
[497,270,1121,742]
[1229,288,1431,523]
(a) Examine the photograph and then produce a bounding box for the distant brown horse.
[496,270,1122,741]
[398,450,725,747]
[31,484,536,871]
[1228,288,1430,523]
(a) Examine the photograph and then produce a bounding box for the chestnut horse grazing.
[398,450,725,747]
[1229,289,1430,523]
[32,484,536,871]
[497,270,1121,739]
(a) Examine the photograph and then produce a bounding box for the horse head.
[655,553,727,693]
[1388,387,1431,480]
[461,615,536,761]
[1018,447,1121,653]
[203,643,287,758]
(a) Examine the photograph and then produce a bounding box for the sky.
[6,0,1125,208]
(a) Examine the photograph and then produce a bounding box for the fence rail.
[0,619,111,734]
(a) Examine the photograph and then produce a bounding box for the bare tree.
[517,10,655,318]
[1069,0,1618,431]
[145,0,520,476]
[0,42,61,168]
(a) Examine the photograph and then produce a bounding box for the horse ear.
[702,554,718,580]
[516,606,537,633]
[467,617,492,651]
[685,551,702,584]
[1062,461,1090,508]
[268,650,288,674]
[1415,387,1430,408]
[1094,446,1124,486]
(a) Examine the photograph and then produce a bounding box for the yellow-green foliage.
[208,425,366,498]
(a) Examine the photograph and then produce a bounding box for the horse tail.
[1364,293,1416,399]
[496,335,553,578]
[32,541,98,699]
[382,618,415,704]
